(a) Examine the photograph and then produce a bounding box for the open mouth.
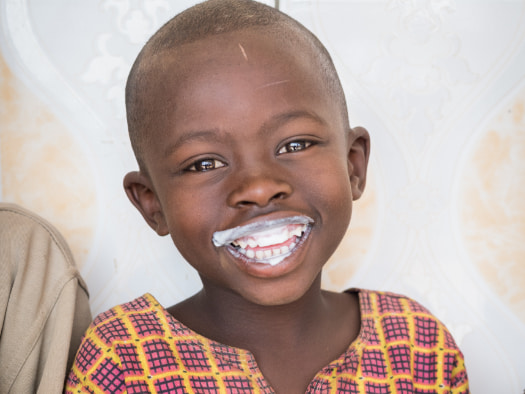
[212,216,313,266]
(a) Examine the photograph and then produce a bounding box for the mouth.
[212,216,313,266]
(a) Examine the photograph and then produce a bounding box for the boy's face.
[125,29,369,306]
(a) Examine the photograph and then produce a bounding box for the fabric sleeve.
[0,203,92,394]
[404,293,470,393]
[65,324,126,394]
[450,350,469,393]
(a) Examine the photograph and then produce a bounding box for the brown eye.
[278,140,313,154]
[187,159,226,172]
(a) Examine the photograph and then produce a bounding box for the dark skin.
[124,29,369,393]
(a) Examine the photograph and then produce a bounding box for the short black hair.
[126,0,348,171]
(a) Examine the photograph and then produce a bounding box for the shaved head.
[126,0,348,171]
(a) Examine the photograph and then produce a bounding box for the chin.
[236,278,319,307]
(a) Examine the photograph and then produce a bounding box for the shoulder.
[354,288,462,352]
[86,293,167,346]
[345,289,469,390]
[356,288,432,315]
[68,294,169,388]
[0,203,86,288]
[0,203,73,261]
[0,202,89,313]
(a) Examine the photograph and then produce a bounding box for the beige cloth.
[0,203,92,393]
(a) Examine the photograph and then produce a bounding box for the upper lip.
[212,214,314,247]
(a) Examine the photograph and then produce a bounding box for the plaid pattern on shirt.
[66,290,469,393]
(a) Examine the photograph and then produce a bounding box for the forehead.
[154,29,322,87]
[138,29,341,159]
[144,28,328,99]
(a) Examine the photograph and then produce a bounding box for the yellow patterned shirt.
[66,289,469,393]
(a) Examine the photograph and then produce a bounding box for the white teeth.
[212,215,313,247]
[231,227,305,263]
[214,216,314,266]
[255,231,288,247]
[232,242,301,266]
[233,223,306,250]
[289,227,303,237]
[264,254,288,266]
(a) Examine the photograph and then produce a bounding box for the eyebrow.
[163,129,224,158]
[259,110,327,136]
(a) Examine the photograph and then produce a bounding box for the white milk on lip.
[212,215,313,247]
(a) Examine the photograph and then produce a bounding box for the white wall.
[1,1,524,392]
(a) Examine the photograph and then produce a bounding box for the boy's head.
[125,0,348,173]
[123,0,370,305]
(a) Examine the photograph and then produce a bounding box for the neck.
[173,275,330,350]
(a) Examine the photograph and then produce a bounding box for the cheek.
[302,156,353,209]
[164,191,219,255]
[301,159,353,243]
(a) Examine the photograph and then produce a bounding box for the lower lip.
[224,225,312,278]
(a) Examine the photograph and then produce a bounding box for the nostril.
[227,174,293,208]
[235,191,287,207]
[272,191,287,201]
[227,169,293,207]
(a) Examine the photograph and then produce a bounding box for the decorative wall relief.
[459,85,525,324]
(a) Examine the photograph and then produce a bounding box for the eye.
[277,140,313,154]
[186,158,226,172]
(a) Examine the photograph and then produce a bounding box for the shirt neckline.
[143,288,373,391]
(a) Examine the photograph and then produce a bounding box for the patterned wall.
[1,1,524,392]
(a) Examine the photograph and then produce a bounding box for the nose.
[226,168,292,208]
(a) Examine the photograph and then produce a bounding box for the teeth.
[230,229,310,266]
[233,224,306,250]
[215,216,314,266]
[255,231,288,247]
[213,215,313,247]
[289,227,303,237]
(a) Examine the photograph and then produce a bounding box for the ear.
[347,126,371,200]
[123,171,169,236]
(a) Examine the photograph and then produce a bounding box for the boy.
[66,0,469,392]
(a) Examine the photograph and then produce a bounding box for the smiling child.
[66,1,469,393]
